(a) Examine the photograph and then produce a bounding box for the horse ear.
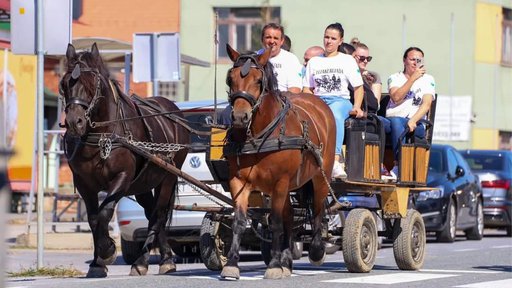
[257,47,272,66]
[91,43,101,59]
[66,43,76,60]
[226,44,239,62]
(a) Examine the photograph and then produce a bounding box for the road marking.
[421,269,501,274]
[454,248,479,252]
[455,278,512,288]
[322,272,456,284]
[490,245,512,249]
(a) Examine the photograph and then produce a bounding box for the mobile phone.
[415,58,424,68]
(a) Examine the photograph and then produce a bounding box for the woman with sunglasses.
[354,43,381,111]
[385,47,436,178]
[303,22,364,178]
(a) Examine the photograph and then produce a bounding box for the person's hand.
[411,66,426,81]
[407,119,417,132]
[352,106,364,118]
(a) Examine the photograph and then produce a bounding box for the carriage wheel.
[199,212,232,271]
[342,209,378,273]
[392,209,426,270]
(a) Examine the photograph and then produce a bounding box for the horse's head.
[59,43,110,137]
[226,44,275,129]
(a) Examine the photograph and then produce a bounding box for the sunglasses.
[357,55,372,62]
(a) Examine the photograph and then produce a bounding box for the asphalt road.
[5,230,512,288]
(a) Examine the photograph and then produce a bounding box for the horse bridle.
[62,62,104,128]
[228,54,268,109]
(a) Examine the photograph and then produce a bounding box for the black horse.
[59,43,189,277]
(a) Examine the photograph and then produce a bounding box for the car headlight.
[417,186,444,201]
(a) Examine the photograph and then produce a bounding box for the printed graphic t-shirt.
[386,71,436,118]
[303,53,363,99]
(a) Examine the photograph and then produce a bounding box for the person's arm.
[303,87,314,94]
[407,94,433,132]
[352,85,364,118]
[371,83,382,103]
[389,67,425,103]
[288,87,301,93]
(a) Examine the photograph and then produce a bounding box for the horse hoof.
[159,263,177,274]
[129,265,148,276]
[282,267,292,278]
[86,266,107,278]
[264,267,283,279]
[220,266,240,280]
[308,250,326,266]
[98,250,117,266]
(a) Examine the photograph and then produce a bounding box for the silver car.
[460,149,512,236]
[116,100,229,264]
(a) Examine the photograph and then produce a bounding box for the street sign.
[133,33,181,83]
[11,0,72,55]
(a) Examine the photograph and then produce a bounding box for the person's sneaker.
[332,161,347,179]
[382,165,398,181]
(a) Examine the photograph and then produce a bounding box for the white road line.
[490,245,512,249]
[322,272,457,284]
[454,248,479,252]
[292,270,331,276]
[421,269,501,274]
[455,278,512,288]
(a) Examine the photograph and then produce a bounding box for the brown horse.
[59,43,189,277]
[221,44,336,279]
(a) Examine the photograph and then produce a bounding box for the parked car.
[116,100,230,264]
[459,149,512,236]
[414,144,484,242]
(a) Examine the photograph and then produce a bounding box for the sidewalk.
[5,212,119,250]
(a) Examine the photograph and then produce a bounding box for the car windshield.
[462,154,504,171]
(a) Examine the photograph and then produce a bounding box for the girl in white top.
[303,22,364,178]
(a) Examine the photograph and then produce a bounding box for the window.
[159,82,178,100]
[502,8,512,66]
[72,0,83,20]
[214,7,281,59]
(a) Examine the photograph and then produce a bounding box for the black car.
[459,149,512,236]
[414,144,484,242]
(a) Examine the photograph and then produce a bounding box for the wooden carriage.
[202,94,437,273]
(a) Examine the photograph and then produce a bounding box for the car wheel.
[436,199,456,243]
[507,226,512,237]
[121,237,144,265]
[464,199,484,240]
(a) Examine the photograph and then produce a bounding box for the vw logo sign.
[189,156,201,169]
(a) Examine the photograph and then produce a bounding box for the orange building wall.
[72,0,180,42]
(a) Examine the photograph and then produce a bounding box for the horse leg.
[280,195,294,278]
[264,180,290,279]
[95,195,117,265]
[220,180,249,280]
[129,191,155,276]
[308,177,328,265]
[156,178,178,275]
[80,192,110,278]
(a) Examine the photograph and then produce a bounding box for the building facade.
[181,0,512,149]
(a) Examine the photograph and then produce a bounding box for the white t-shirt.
[386,71,436,118]
[258,48,303,92]
[303,53,363,99]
